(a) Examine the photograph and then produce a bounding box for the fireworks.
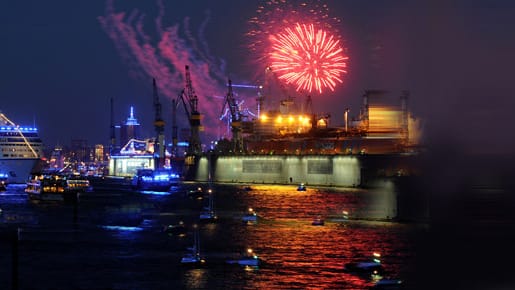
[269,23,348,94]
[247,0,348,94]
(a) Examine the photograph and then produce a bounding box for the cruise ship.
[0,112,44,184]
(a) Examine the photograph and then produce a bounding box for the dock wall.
[195,155,362,187]
[195,154,418,187]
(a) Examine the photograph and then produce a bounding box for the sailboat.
[199,188,217,222]
[180,227,205,266]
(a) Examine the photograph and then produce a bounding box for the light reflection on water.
[0,182,417,289]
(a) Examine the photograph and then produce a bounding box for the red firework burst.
[269,23,348,94]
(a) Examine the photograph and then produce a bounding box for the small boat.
[226,248,260,267]
[297,183,306,191]
[312,216,324,226]
[243,185,252,191]
[187,186,207,199]
[181,227,205,266]
[371,278,404,289]
[344,252,383,275]
[163,221,187,237]
[199,191,217,222]
[132,168,179,192]
[242,208,258,222]
[0,173,7,191]
[25,172,91,202]
[342,210,350,220]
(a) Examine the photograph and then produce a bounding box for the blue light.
[101,225,143,232]
[229,84,260,89]
[140,190,172,196]
[154,174,169,181]
[140,176,153,182]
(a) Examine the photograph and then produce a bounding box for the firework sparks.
[269,23,348,94]
[247,0,340,57]
[247,0,347,94]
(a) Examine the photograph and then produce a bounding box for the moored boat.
[131,168,179,191]
[25,172,91,202]
[181,227,205,266]
[199,191,217,222]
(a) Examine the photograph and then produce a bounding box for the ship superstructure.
[0,112,43,183]
[215,89,423,156]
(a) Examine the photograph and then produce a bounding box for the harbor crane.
[153,78,166,169]
[173,65,202,157]
[220,79,244,153]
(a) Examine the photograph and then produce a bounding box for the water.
[0,183,420,289]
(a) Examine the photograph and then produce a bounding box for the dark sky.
[2,0,514,154]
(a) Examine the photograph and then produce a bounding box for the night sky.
[2,0,514,155]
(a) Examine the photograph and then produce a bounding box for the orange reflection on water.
[223,184,415,289]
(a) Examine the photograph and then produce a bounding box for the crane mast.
[153,78,166,169]
[221,79,243,153]
[109,97,116,155]
[171,98,178,158]
[175,65,202,156]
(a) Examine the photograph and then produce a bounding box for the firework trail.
[98,0,231,141]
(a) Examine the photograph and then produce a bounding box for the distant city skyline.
[2,0,515,154]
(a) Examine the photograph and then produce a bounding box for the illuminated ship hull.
[131,168,180,192]
[0,112,43,184]
[0,158,41,184]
